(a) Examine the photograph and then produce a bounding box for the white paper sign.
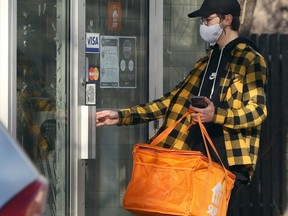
[100,36,136,88]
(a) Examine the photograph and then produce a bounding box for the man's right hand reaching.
[95,110,120,127]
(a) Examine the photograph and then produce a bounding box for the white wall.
[0,0,17,135]
[0,1,10,127]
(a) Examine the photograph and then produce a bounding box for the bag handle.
[149,110,225,167]
[149,111,193,147]
[197,114,227,169]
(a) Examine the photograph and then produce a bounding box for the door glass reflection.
[17,0,68,215]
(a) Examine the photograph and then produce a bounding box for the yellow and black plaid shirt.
[118,43,267,180]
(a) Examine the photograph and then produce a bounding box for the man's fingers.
[95,110,119,126]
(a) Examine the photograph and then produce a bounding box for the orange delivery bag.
[123,111,236,216]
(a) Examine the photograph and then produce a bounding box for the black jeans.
[227,180,246,216]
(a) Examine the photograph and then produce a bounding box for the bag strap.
[197,114,226,168]
[149,111,193,146]
[149,110,225,168]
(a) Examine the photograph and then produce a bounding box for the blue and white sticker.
[86,33,100,53]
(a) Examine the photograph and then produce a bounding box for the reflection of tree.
[271,0,288,33]
[250,0,288,34]
[238,0,257,36]
[234,0,288,35]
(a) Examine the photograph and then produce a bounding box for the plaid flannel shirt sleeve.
[117,80,185,125]
[117,57,207,126]
[213,52,267,129]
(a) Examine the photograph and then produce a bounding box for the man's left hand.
[189,97,215,123]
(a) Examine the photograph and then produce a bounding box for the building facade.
[0,0,206,215]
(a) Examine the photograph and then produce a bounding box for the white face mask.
[199,23,223,44]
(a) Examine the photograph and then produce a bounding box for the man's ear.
[224,14,233,25]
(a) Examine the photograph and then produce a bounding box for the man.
[96,0,267,214]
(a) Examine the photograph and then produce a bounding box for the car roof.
[0,122,40,208]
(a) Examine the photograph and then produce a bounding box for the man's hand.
[189,97,215,123]
[95,110,120,127]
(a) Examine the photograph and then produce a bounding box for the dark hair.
[218,14,241,31]
[231,16,240,31]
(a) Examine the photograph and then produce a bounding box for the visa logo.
[86,33,100,53]
[87,36,99,45]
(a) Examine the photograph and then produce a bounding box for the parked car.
[0,122,48,216]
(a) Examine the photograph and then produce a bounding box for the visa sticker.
[86,33,100,53]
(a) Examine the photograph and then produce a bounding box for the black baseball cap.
[188,0,241,18]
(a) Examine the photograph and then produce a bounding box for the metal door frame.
[69,0,164,215]
[149,0,164,137]
[69,0,86,215]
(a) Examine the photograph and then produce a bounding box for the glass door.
[17,0,69,215]
[163,0,206,92]
[84,0,149,215]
